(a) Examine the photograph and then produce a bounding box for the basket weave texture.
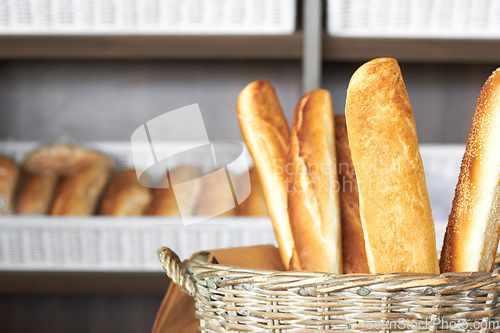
[158,247,500,332]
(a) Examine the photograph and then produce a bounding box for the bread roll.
[345,58,438,274]
[147,165,202,216]
[195,168,236,217]
[237,80,293,269]
[51,166,109,216]
[236,166,268,216]
[100,169,152,216]
[287,89,342,273]
[334,114,370,274]
[0,156,18,214]
[440,68,500,273]
[16,171,58,215]
[23,143,113,176]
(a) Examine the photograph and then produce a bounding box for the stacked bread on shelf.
[238,57,500,274]
[0,144,268,217]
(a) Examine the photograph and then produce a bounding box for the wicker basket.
[158,247,500,332]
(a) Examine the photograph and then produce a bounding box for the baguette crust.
[51,166,109,216]
[334,115,370,274]
[0,156,18,214]
[16,171,58,215]
[345,58,438,274]
[147,165,202,216]
[23,144,113,176]
[100,169,152,216]
[287,89,342,273]
[237,80,293,269]
[440,68,500,272]
[236,167,268,216]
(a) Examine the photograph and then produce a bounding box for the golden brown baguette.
[147,165,202,216]
[100,169,152,216]
[195,168,236,217]
[440,68,500,272]
[345,58,438,274]
[16,171,58,215]
[334,114,370,274]
[51,166,109,216]
[236,166,268,217]
[23,143,113,176]
[0,156,18,214]
[287,89,342,273]
[237,80,293,269]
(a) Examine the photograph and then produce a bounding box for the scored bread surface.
[345,58,438,274]
[334,114,370,274]
[287,89,342,273]
[237,81,293,269]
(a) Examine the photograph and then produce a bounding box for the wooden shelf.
[0,271,169,295]
[2,34,500,63]
[323,37,500,63]
[0,34,303,60]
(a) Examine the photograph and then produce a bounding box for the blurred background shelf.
[0,217,276,272]
[3,35,500,63]
[0,271,167,295]
[0,34,303,60]
[323,37,500,63]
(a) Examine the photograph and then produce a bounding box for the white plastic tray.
[0,217,277,272]
[0,0,297,35]
[327,0,500,39]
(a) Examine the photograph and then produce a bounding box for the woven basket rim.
[188,251,500,278]
[158,247,500,298]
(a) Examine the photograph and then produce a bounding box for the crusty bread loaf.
[237,80,293,269]
[345,58,439,274]
[147,165,202,216]
[16,171,58,215]
[51,166,109,216]
[100,169,152,216]
[195,168,237,217]
[440,68,500,273]
[147,186,179,216]
[23,143,113,176]
[334,114,370,274]
[236,167,268,217]
[287,89,342,273]
[0,156,18,214]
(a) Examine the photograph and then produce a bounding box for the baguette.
[334,115,370,274]
[16,171,58,215]
[345,58,438,274]
[287,89,342,273]
[51,166,109,216]
[100,169,152,216]
[0,156,18,214]
[237,80,293,269]
[236,166,268,217]
[440,68,500,272]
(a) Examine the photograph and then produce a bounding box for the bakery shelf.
[0,34,303,60]
[323,37,500,63]
[0,271,167,295]
[0,216,276,272]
